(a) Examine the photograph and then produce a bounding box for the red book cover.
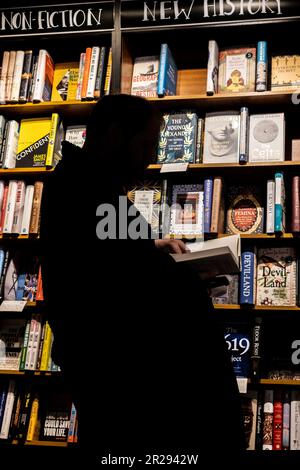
[273,390,283,450]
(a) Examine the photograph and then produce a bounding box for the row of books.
[0,315,57,373]
[0,46,112,104]
[0,181,43,235]
[130,171,294,238]
[0,381,77,443]
[207,40,300,95]
[242,389,300,451]
[157,110,286,165]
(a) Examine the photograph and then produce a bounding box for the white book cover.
[170,184,204,236]
[203,112,240,163]
[10,50,25,102]
[0,51,10,104]
[0,380,15,439]
[4,51,16,102]
[65,125,86,148]
[76,52,85,100]
[2,120,19,169]
[266,180,275,233]
[206,40,219,95]
[29,315,42,370]
[21,185,34,235]
[32,49,46,102]
[290,391,300,450]
[12,180,26,234]
[249,113,285,162]
[86,46,100,98]
[3,180,18,233]
[25,317,36,370]
[131,56,159,98]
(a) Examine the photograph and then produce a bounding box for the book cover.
[249,113,285,163]
[127,181,163,237]
[224,328,251,378]
[65,125,86,148]
[157,43,177,97]
[169,184,204,237]
[16,117,52,167]
[239,247,257,305]
[218,47,256,93]
[158,112,197,164]
[206,40,219,96]
[272,55,300,91]
[51,62,79,101]
[241,391,258,450]
[203,111,240,164]
[0,318,25,370]
[226,185,264,234]
[211,274,239,304]
[262,389,274,450]
[131,56,159,98]
[256,247,297,306]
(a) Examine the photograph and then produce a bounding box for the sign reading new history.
[121,1,298,30]
[0,2,114,37]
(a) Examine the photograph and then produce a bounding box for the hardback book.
[76,52,86,100]
[19,50,33,102]
[290,391,300,450]
[203,111,240,164]
[0,318,25,370]
[224,327,251,378]
[65,125,86,148]
[210,176,225,233]
[103,47,112,96]
[10,50,25,102]
[195,118,204,163]
[218,47,256,93]
[2,120,19,169]
[0,51,9,104]
[169,184,204,237]
[40,393,71,441]
[94,46,108,98]
[80,47,92,100]
[51,62,79,101]
[20,185,34,235]
[211,274,239,304]
[29,181,44,235]
[251,317,262,380]
[157,112,197,164]
[292,176,300,232]
[0,380,16,440]
[131,56,159,98]
[262,389,274,450]
[273,390,283,450]
[127,181,163,237]
[206,40,219,96]
[157,43,177,97]
[226,185,264,234]
[249,113,285,163]
[86,46,100,99]
[16,116,55,168]
[12,180,26,234]
[239,246,257,305]
[241,391,258,450]
[256,247,297,306]
[274,172,286,233]
[282,391,290,450]
[32,50,54,102]
[203,177,213,233]
[272,55,300,91]
[45,114,64,168]
[3,180,18,234]
[5,51,16,103]
[266,179,275,234]
[171,234,240,280]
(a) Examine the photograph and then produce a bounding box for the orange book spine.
[29,181,43,235]
[36,265,44,301]
[81,47,92,100]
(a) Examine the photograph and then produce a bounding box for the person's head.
[83,94,162,185]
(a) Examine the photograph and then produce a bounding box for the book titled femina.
[256,247,297,307]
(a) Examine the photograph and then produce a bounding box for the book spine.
[67,403,77,443]
[282,391,290,450]
[256,41,268,92]
[290,391,300,450]
[76,52,86,100]
[45,113,59,167]
[36,265,44,301]
[0,380,15,439]
[262,389,274,450]
[0,186,8,234]
[5,51,16,103]
[0,388,7,430]
[239,247,257,305]
[94,47,107,98]
[33,50,46,103]
[273,390,283,450]
[251,316,262,380]
[19,319,31,370]
[42,53,54,102]
[2,120,19,169]
[274,172,285,233]
[195,118,204,164]
[16,273,26,300]
[239,107,249,164]
[40,322,51,371]
[19,50,33,102]
[104,48,112,95]
[0,250,9,300]
[35,322,45,370]
[81,47,92,100]
[210,177,224,233]
[10,50,25,102]
[266,179,275,234]
[255,392,263,450]
[29,181,43,235]
[292,176,300,232]
[24,317,36,370]
[206,40,219,96]
[203,177,213,233]
[12,180,26,234]
[86,46,100,99]
[3,180,18,233]
[20,185,34,235]
[27,54,38,102]
[26,396,39,441]
[0,116,7,160]
[30,315,42,370]
[157,43,168,97]
[0,51,10,104]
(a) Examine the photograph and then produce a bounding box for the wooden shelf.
[148,90,300,110]
[148,161,300,171]
[0,370,57,375]
[260,379,300,386]
[166,233,299,240]
[214,305,300,311]
[0,167,53,176]
[24,440,68,447]
[0,100,97,118]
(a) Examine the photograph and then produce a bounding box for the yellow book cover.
[271,55,300,91]
[26,396,39,441]
[40,322,52,371]
[16,117,52,167]
[51,62,79,101]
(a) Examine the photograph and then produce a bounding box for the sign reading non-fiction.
[121,1,299,30]
[0,2,114,37]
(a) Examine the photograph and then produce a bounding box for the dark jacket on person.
[41,141,245,464]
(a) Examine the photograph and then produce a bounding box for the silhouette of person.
[41,94,245,466]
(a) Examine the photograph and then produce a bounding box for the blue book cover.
[16,273,26,301]
[204,178,213,233]
[0,387,7,430]
[225,330,251,378]
[274,172,286,233]
[157,43,177,97]
[0,249,5,278]
[240,247,256,304]
[158,112,197,163]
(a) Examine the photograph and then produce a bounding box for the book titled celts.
[157,112,197,164]
[256,247,297,307]
[218,47,256,94]
[203,111,240,164]
[272,55,300,91]
[249,113,285,163]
